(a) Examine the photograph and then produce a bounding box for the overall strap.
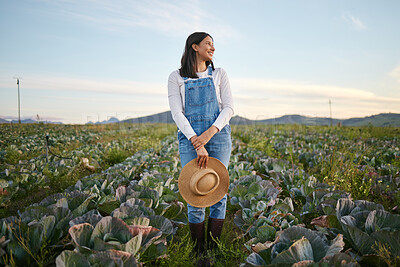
[207,65,213,76]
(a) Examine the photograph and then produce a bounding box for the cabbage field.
[0,123,399,266]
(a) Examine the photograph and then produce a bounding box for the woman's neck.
[196,60,207,72]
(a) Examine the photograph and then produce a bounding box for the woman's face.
[192,36,215,62]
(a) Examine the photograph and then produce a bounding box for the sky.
[1,0,400,124]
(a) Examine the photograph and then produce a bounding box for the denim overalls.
[178,65,232,224]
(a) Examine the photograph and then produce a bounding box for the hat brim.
[178,157,229,208]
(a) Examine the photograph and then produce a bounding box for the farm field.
[0,123,399,266]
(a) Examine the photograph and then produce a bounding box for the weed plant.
[374,241,400,266]
[2,218,56,266]
[4,146,24,166]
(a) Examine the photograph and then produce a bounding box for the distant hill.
[230,115,254,125]
[87,117,120,125]
[11,118,37,124]
[122,111,173,124]
[121,111,400,127]
[257,113,400,126]
[2,112,399,126]
[258,115,341,126]
[341,113,400,127]
[0,118,62,124]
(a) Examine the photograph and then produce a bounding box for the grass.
[148,200,250,266]
[150,229,196,266]
[104,147,130,165]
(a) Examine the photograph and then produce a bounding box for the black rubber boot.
[189,221,210,266]
[207,217,224,251]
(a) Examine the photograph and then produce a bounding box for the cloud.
[0,74,166,96]
[0,73,170,124]
[2,74,399,123]
[342,12,367,30]
[40,0,238,40]
[231,78,398,102]
[230,77,400,119]
[389,64,400,83]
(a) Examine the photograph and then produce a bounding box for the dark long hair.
[179,32,215,78]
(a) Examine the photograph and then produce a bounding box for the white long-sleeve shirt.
[168,67,234,140]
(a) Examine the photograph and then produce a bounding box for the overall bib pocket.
[188,83,215,107]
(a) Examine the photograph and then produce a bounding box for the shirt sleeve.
[212,68,234,131]
[167,71,197,140]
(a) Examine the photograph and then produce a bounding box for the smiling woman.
[191,36,215,73]
[167,32,234,265]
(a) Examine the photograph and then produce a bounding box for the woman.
[168,32,234,259]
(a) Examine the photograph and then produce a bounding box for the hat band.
[190,169,220,196]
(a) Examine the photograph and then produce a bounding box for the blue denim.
[178,65,232,224]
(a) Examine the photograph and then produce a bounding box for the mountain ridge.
[119,111,400,127]
[0,118,62,124]
[1,112,399,126]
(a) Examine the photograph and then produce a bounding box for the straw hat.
[178,157,229,208]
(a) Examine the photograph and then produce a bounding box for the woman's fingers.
[197,143,206,150]
[198,155,204,168]
[194,142,203,150]
[197,155,208,168]
[195,146,209,168]
[200,156,208,168]
[191,136,198,146]
[193,140,201,149]
[192,135,209,150]
[198,156,203,168]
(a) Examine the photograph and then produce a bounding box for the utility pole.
[329,99,332,127]
[13,77,22,124]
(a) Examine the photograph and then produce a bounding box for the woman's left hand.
[191,126,219,150]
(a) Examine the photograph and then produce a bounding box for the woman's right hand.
[196,146,209,169]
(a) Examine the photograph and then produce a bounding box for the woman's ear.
[192,43,198,52]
